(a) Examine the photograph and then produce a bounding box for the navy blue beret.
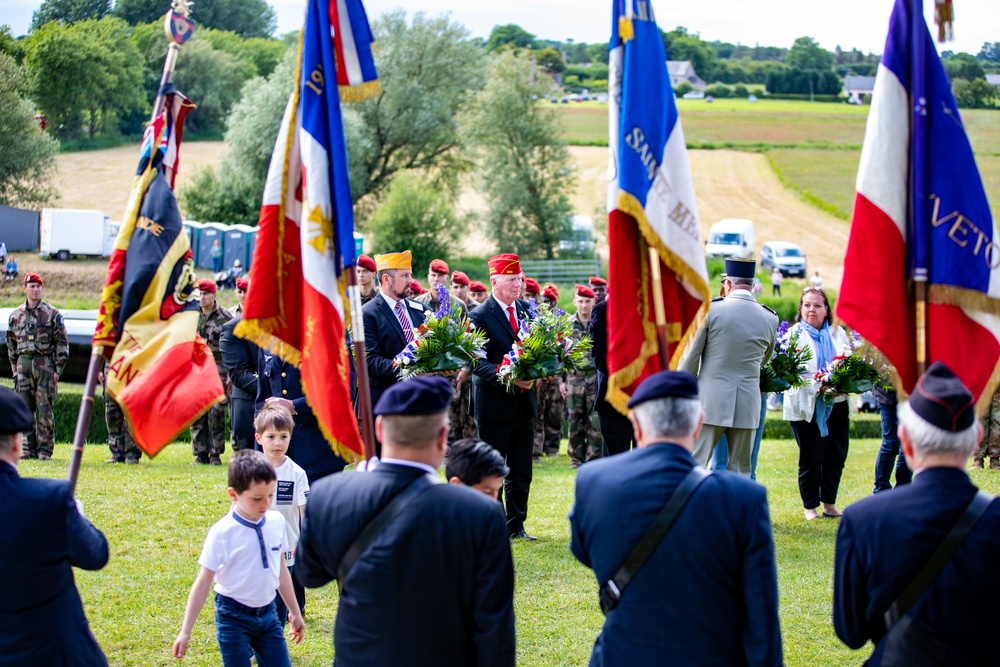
[374,375,453,416]
[0,386,34,434]
[724,257,756,279]
[909,361,975,432]
[627,370,699,408]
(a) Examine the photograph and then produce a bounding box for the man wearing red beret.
[450,271,472,308]
[469,254,538,540]
[589,276,607,304]
[468,281,488,306]
[356,254,379,305]
[566,285,603,467]
[523,278,541,301]
[191,278,232,464]
[233,277,249,316]
[415,259,467,316]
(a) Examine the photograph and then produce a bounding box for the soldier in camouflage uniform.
[6,273,68,460]
[566,285,603,467]
[974,383,1000,469]
[101,360,140,463]
[533,286,564,459]
[191,279,232,464]
[446,271,478,442]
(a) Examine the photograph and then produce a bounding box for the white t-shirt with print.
[272,457,309,567]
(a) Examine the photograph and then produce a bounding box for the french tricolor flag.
[837,0,1000,408]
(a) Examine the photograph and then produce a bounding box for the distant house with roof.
[843,75,876,103]
[668,61,706,90]
[986,73,1000,87]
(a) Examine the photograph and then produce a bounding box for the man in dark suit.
[257,351,347,484]
[589,296,635,456]
[834,362,1000,666]
[469,253,539,540]
[220,298,260,451]
[296,376,516,667]
[570,370,782,667]
[0,387,109,667]
[361,250,431,435]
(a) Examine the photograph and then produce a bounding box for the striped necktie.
[395,300,414,343]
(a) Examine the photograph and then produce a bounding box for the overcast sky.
[4,0,996,56]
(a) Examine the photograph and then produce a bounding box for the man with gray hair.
[570,370,782,666]
[834,361,1000,666]
[679,257,777,475]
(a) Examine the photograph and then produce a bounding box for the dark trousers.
[791,400,850,509]
[477,414,534,535]
[873,401,912,493]
[597,402,635,456]
[230,397,255,451]
[214,594,290,667]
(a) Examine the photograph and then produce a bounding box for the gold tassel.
[618,16,634,43]
[935,0,954,43]
[339,80,382,103]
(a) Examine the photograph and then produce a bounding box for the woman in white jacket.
[783,287,851,521]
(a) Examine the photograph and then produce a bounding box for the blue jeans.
[708,394,768,480]
[273,564,306,626]
[873,402,911,493]
[214,594,290,667]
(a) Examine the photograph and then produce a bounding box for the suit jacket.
[679,291,777,429]
[256,351,347,480]
[296,463,516,667]
[220,315,259,401]
[834,467,1000,666]
[468,296,537,421]
[362,294,430,409]
[0,462,109,667]
[570,444,782,667]
[589,299,610,410]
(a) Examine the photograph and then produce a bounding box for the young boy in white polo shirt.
[172,450,305,666]
[255,401,309,625]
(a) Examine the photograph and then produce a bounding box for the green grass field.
[21,436,1000,666]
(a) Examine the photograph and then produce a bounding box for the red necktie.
[507,305,517,335]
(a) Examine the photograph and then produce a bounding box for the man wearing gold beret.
[361,250,431,449]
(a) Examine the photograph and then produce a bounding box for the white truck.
[39,208,118,260]
[704,218,755,260]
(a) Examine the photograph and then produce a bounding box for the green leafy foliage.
[761,324,813,392]
[952,78,999,109]
[486,23,537,52]
[115,0,276,38]
[31,0,111,31]
[464,51,575,259]
[0,53,59,208]
[787,37,835,72]
[497,302,592,391]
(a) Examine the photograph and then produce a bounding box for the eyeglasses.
[802,287,826,294]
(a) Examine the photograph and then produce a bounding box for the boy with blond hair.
[255,400,309,624]
[172,450,304,666]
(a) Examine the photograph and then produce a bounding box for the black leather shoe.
[510,529,537,541]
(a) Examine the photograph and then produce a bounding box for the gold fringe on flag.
[935,0,954,43]
[618,16,634,44]
[339,80,382,103]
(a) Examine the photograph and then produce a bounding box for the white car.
[681,90,705,99]
[760,241,807,277]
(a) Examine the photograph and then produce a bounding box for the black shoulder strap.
[599,466,711,615]
[337,473,437,585]
[884,490,993,629]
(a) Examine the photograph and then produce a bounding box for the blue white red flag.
[237,0,375,462]
[837,0,999,407]
[605,0,710,413]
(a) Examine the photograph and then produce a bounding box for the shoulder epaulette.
[761,303,777,316]
[711,296,724,302]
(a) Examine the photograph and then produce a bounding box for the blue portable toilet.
[197,223,226,270]
[223,224,254,271]
[247,226,259,270]
[184,221,204,264]
[354,231,364,258]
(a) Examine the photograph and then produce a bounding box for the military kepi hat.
[374,375,453,416]
[24,273,42,286]
[627,370,700,409]
[0,386,34,434]
[375,250,412,272]
[724,257,756,279]
[197,278,217,294]
[488,253,521,276]
[909,361,976,432]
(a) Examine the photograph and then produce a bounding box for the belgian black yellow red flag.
[93,86,224,457]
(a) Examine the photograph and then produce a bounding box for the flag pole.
[911,0,929,377]
[647,247,671,369]
[67,0,194,494]
[346,269,376,459]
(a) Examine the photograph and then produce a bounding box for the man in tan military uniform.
[679,258,777,476]
[6,273,68,460]
[566,285,602,467]
[974,383,1000,469]
[191,279,232,464]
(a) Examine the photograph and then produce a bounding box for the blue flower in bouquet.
[392,339,420,369]
[434,282,452,318]
[527,297,539,319]
[554,307,566,316]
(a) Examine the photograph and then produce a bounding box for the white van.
[705,218,755,260]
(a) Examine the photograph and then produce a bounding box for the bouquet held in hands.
[496,299,592,392]
[393,283,487,381]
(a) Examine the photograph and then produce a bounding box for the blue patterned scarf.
[800,320,837,436]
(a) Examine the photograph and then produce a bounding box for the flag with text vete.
[93,85,225,457]
[837,0,1000,408]
[236,0,379,462]
[605,0,711,414]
